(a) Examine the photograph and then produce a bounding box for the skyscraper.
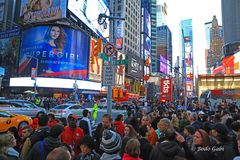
[113,0,141,57]
[156,0,167,27]
[156,25,172,75]
[221,0,240,44]
[204,16,224,73]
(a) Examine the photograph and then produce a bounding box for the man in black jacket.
[25,124,64,160]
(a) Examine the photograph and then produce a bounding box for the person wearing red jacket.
[114,114,125,136]
[61,115,84,159]
[48,113,59,128]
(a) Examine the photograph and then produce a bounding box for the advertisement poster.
[20,0,67,23]
[19,25,90,79]
[127,54,144,80]
[68,0,110,38]
[115,52,125,86]
[160,77,172,101]
[88,38,103,82]
[0,29,20,77]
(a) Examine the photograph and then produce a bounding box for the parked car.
[0,100,47,118]
[0,110,33,133]
[49,103,83,119]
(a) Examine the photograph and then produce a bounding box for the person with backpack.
[20,114,50,160]
[25,124,64,160]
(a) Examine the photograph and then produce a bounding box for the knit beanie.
[100,129,122,154]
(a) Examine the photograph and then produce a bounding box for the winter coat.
[100,153,121,160]
[4,147,19,160]
[77,150,100,160]
[114,121,125,136]
[139,138,153,160]
[147,127,158,145]
[123,153,142,160]
[149,140,185,160]
[25,137,63,160]
[212,142,236,160]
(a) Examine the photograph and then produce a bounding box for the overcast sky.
[165,0,222,74]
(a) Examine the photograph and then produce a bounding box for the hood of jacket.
[44,137,63,152]
[157,141,181,157]
[7,147,19,157]
[114,121,123,126]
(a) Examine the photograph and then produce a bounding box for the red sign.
[31,68,36,80]
[160,78,172,101]
[103,43,115,56]
[115,37,123,50]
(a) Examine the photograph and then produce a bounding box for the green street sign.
[99,53,109,61]
[116,59,128,65]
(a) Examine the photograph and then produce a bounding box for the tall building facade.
[156,0,167,27]
[156,25,172,75]
[181,19,194,97]
[221,0,240,44]
[204,16,224,73]
[113,0,141,57]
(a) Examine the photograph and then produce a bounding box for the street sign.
[99,53,109,61]
[102,65,116,86]
[116,59,128,65]
[103,43,115,56]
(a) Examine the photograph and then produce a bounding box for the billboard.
[127,54,144,80]
[0,29,21,77]
[19,25,90,79]
[160,77,172,101]
[0,0,4,22]
[144,8,151,38]
[160,55,167,74]
[88,38,103,82]
[20,0,67,23]
[115,52,125,86]
[68,0,110,38]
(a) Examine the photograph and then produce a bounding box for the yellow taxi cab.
[0,110,33,133]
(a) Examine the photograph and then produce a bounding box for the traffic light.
[112,87,119,98]
[119,89,123,98]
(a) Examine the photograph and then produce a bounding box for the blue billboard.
[19,25,90,79]
[144,8,151,38]
[20,0,67,23]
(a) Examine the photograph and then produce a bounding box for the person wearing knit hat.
[211,123,236,160]
[100,130,122,160]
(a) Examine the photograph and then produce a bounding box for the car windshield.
[54,105,70,109]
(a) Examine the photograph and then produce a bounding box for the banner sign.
[160,77,172,101]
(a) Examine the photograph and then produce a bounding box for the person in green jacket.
[92,102,98,122]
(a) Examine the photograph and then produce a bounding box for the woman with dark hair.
[124,124,138,138]
[44,26,66,51]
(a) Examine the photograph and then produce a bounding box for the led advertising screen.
[88,38,103,82]
[115,52,125,86]
[68,0,110,38]
[19,25,90,79]
[0,29,21,77]
[160,55,167,74]
[144,8,151,38]
[20,0,67,23]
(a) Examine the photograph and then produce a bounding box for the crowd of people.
[0,99,240,160]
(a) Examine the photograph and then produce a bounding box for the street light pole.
[28,56,38,96]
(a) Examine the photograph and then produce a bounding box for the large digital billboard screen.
[144,8,151,38]
[20,0,67,23]
[0,29,21,77]
[160,55,167,74]
[88,38,103,82]
[68,0,110,38]
[19,25,90,79]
